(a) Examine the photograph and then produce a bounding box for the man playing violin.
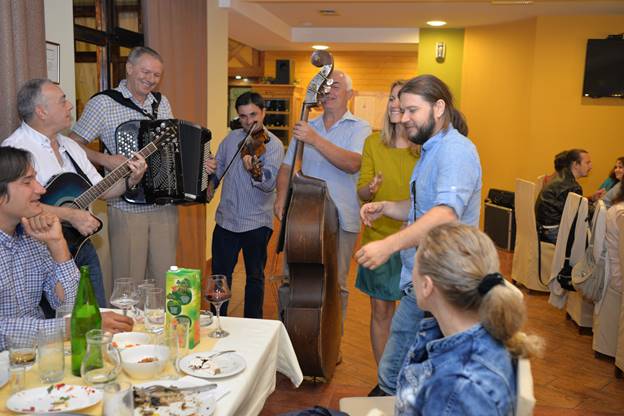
[2,79,147,310]
[205,91,284,319]
[274,70,372,332]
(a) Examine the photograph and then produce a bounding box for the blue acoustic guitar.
[41,122,176,255]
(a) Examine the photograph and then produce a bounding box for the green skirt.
[355,252,402,301]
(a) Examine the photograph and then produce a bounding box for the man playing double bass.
[274,70,372,337]
[205,92,284,319]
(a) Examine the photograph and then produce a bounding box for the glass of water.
[55,303,73,356]
[103,381,133,416]
[38,328,65,383]
[144,287,165,333]
[7,333,36,393]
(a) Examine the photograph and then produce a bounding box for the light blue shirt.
[399,126,482,289]
[214,128,284,232]
[283,111,371,233]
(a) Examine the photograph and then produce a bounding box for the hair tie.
[478,272,505,296]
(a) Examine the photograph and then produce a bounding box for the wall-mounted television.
[582,38,624,98]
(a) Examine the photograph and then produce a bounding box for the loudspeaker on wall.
[274,59,294,84]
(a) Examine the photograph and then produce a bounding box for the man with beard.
[355,74,482,396]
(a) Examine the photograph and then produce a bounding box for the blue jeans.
[211,225,273,318]
[378,284,424,395]
[74,240,107,308]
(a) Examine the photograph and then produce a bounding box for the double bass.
[277,51,341,380]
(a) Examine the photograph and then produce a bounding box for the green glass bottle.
[70,265,102,376]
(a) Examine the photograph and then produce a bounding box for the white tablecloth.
[208,317,303,416]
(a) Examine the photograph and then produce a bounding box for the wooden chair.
[511,179,552,292]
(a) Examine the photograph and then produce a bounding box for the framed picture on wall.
[46,41,60,84]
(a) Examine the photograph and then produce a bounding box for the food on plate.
[138,357,159,364]
[188,356,221,375]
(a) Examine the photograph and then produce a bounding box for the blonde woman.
[396,223,543,415]
[356,80,419,368]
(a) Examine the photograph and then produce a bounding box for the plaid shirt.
[0,226,79,351]
[72,79,174,213]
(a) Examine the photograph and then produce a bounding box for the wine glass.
[110,279,138,316]
[205,274,231,338]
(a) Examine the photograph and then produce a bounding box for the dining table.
[0,316,303,415]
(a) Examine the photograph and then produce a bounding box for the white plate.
[179,351,246,379]
[0,351,8,388]
[6,384,102,414]
[134,378,217,416]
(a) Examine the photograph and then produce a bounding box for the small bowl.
[112,332,151,350]
[120,344,170,379]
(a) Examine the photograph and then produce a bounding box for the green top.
[358,132,419,245]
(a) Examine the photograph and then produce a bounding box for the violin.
[239,125,270,181]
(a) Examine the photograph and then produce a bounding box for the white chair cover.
[511,179,552,292]
[516,358,536,416]
[617,295,624,372]
[339,396,395,416]
[593,286,622,357]
[548,193,585,308]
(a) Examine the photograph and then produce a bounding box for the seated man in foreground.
[0,147,133,351]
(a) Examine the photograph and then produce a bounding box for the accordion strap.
[93,89,162,121]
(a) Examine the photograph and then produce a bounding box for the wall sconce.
[435,42,446,62]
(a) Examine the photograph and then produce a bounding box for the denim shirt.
[396,318,516,416]
[399,126,482,289]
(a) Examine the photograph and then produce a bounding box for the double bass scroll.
[278,51,341,380]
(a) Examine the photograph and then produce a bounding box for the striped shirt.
[0,226,79,351]
[72,79,174,213]
[214,128,284,232]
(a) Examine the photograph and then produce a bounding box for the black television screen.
[582,38,624,98]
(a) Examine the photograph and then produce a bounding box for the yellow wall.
[461,15,624,203]
[418,28,465,105]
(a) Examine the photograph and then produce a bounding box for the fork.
[135,382,217,396]
[205,349,235,359]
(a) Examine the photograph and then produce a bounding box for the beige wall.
[461,15,624,205]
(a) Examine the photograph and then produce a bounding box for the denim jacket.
[395,318,516,416]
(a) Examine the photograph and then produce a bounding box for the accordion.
[114,119,212,205]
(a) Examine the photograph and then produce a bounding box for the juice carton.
[165,266,201,349]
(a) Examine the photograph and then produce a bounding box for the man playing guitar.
[2,79,147,309]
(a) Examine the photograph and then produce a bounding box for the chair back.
[511,179,550,291]
[515,358,536,416]
[549,192,583,283]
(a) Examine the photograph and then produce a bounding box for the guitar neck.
[73,142,158,209]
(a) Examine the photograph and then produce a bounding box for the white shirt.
[2,122,103,186]
[605,202,624,293]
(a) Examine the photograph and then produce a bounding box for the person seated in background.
[395,223,543,415]
[602,156,623,209]
[0,147,133,351]
[535,149,593,243]
[605,178,624,295]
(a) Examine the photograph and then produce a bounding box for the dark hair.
[399,74,468,136]
[609,156,624,182]
[127,46,163,65]
[567,149,588,165]
[0,147,32,200]
[553,151,569,173]
[17,78,52,122]
[235,91,265,111]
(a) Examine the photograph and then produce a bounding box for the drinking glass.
[55,303,73,356]
[103,381,133,416]
[7,334,36,393]
[144,287,165,333]
[110,279,138,316]
[37,328,65,383]
[205,274,231,338]
[137,278,156,312]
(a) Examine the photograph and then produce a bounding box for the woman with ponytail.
[395,223,543,415]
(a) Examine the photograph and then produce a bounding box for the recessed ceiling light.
[427,20,447,27]
[235,75,242,80]
[319,9,339,16]
[312,45,329,50]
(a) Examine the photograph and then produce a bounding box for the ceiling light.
[312,45,329,50]
[319,9,339,16]
[427,20,447,27]
[235,75,242,80]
